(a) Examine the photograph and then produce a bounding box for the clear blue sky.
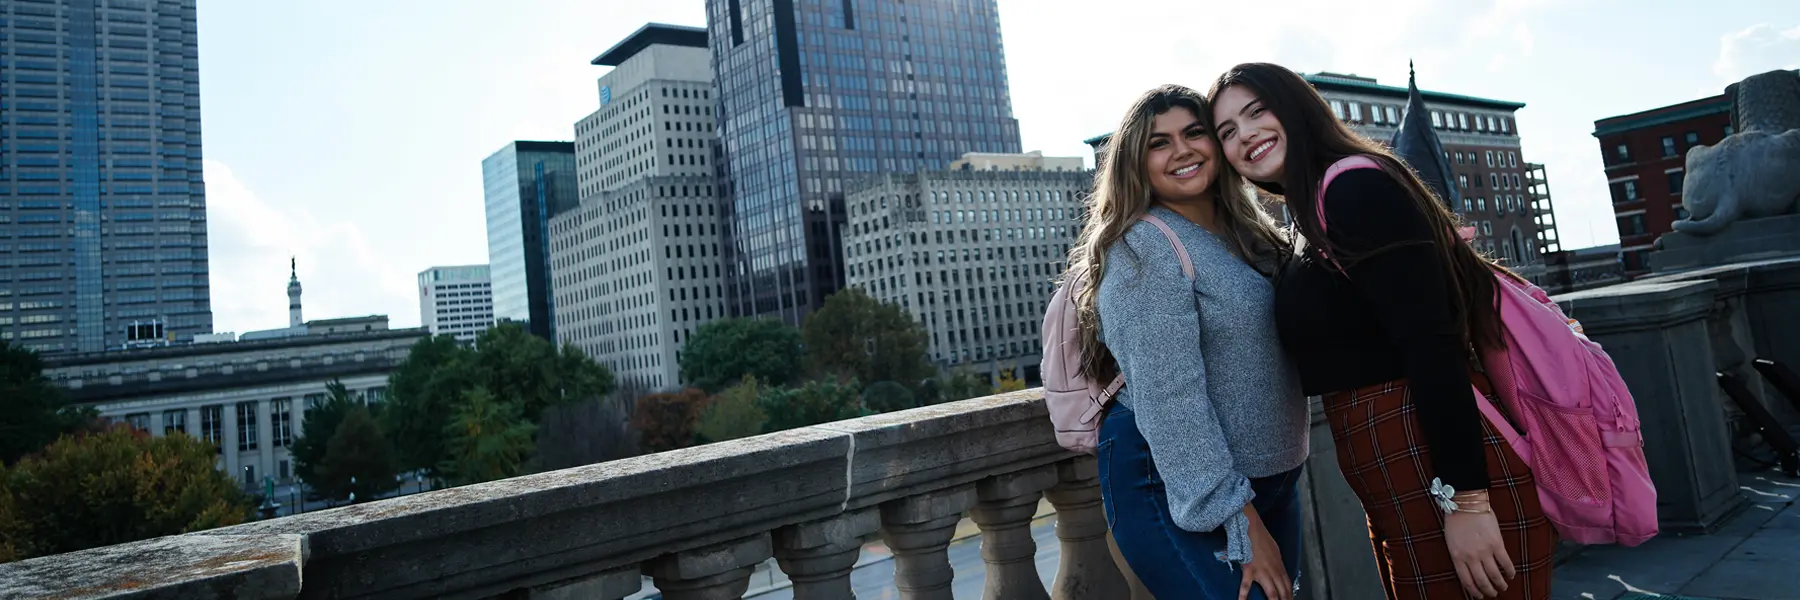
[196,0,1797,332]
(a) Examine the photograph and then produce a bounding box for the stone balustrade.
[0,389,1141,600]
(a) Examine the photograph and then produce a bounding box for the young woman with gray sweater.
[1064,85,1311,600]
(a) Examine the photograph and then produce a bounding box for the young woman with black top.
[1206,63,1556,600]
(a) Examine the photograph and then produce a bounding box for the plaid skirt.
[1321,375,1557,600]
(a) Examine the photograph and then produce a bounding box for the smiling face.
[1211,84,1288,184]
[1143,106,1222,203]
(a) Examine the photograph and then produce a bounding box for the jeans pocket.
[1098,440,1117,530]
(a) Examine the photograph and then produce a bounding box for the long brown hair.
[1063,85,1290,378]
[1208,63,1514,351]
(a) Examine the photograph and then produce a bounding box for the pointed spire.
[1389,62,1462,210]
[290,256,297,279]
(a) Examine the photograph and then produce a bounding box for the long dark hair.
[1209,62,1514,352]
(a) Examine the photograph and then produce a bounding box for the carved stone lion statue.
[1672,69,1800,237]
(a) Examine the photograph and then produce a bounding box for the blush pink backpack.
[1041,214,1194,453]
[1316,155,1658,546]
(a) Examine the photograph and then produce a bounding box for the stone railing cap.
[0,534,305,600]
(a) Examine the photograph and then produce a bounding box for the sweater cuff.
[1215,511,1254,564]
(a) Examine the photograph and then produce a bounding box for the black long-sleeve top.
[1274,168,1490,491]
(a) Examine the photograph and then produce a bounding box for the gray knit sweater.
[1097,205,1310,564]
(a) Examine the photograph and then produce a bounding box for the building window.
[279,460,291,481]
[125,413,150,432]
[1348,103,1362,122]
[1615,181,1639,203]
[1668,170,1686,195]
[1431,111,1443,128]
[365,386,388,404]
[1386,106,1399,124]
[1330,100,1345,120]
[1684,131,1699,148]
[1509,152,1518,168]
[1486,151,1495,167]
[164,410,186,436]
[236,402,259,452]
[1615,144,1630,162]
[272,398,293,447]
[1458,113,1469,129]
[1661,136,1677,157]
[201,405,224,450]
[1619,214,1647,236]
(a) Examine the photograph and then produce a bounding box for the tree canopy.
[0,341,97,465]
[678,318,805,392]
[802,289,933,388]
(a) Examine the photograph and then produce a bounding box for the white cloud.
[204,159,418,335]
[1712,23,1800,84]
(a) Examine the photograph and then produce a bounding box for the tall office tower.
[483,141,577,341]
[417,265,493,344]
[0,0,212,353]
[841,152,1088,386]
[555,24,728,393]
[704,0,1023,325]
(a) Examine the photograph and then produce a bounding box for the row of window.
[1331,99,1514,135]
[1610,126,1732,164]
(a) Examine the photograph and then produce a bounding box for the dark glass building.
[704,0,1021,324]
[0,0,211,354]
[483,141,576,340]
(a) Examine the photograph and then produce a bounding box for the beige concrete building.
[842,153,1092,385]
[418,265,494,343]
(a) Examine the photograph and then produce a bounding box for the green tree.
[696,377,767,444]
[861,380,916,413]
[678,318,805,392]
[383,325,615,483]
[0,341,99,465]
[630,389,711,453]
[0,426,251,563]
[802,289,933,388]
[381,335,474,478]
[759,378,864,433]
[938,369,995,403]
[291,380,361,488]
[312,407,400,502]
[438,388,538,487]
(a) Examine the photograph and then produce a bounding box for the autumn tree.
[802,289,933,388]
[696,377,767,444]
[678,318,805,392]
[0,426,250,563]
[312,407,400,502]
[630,388,712,453]
[996,369,1028,393]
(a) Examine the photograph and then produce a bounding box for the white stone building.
[418,265,494,343]
[842,154,1092,385]
[550,24,728,393]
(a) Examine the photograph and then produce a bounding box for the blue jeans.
[1099,404,1305,599]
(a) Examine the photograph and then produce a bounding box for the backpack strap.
[1312,155,1384,273]
[1137,214,1196,281]
[1100,213,1196,397]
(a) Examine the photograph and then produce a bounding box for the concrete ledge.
[0,534,306,600]
[0,389,1070,600]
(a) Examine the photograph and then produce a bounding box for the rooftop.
[41,327,429,368]
[593,23,708,67]
[1304,72,1527,110]
[1592,93,1732,138]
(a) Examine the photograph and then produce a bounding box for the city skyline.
[190,1,1796,334]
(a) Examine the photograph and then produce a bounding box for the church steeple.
[287,257,303,328]
[1390,61,1463,211]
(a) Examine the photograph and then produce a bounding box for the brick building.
[1591,94,1734,275]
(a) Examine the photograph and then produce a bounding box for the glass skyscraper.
[483,141,577,341]
[0,0,211,354]
[705,0,1021,324]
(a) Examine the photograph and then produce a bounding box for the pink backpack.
[1041,214,1194,453]
[1316,156,1658,546]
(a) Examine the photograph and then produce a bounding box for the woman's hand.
[1443,491,1515,598]
[1240,505,1292,600]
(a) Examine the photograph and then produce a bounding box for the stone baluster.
[972,464,1058,600]
[1042,456,1130,599]
[646,533,772,600]
[774,508,880,599]
[880,484,979,600]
